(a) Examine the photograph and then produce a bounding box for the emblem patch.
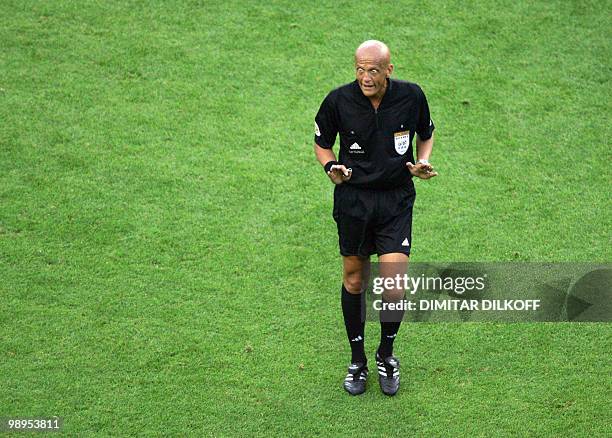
[394,131,410,155]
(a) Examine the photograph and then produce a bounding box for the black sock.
[341,285,366,364]
[378,300,405,358]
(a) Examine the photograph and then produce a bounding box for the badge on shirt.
[394,131,410,155]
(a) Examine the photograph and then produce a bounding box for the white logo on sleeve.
[402,238,410,247]
[314,121,321,137]
[429,119,433,126]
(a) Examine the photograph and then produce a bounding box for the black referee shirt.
[314,78,435,190]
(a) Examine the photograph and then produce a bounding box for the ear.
[387,63,394,77]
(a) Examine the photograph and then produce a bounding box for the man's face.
[355,52,393,99]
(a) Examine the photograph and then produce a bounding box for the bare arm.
[416,131,434,161]
[314,143,352,184]
[406,132,437,179]
[314,143,337,167]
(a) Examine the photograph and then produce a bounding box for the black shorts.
[333,183,416,257]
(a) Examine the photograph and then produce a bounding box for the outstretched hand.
[327,164,352,184]
[406,162,438,179]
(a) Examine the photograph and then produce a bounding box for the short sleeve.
[314,93,338,149]
[415,86,435,141]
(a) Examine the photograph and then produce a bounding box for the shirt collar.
[352,78,394,106]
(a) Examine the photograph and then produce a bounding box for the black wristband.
[324,160,339,173]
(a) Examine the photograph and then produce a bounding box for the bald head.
[354,40,393,101]
[355,40,391,67]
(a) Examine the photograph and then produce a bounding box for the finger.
[406,162,414,168]
[330,164,346,175]
[327,170,340,180]
[333,165,351,177]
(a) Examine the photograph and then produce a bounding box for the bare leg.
[342,255,371,294]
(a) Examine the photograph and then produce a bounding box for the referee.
[314,40,437,396]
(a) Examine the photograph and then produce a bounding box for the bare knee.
[378,252,408,301]
[342,256,369,293]
[343,271,363,294]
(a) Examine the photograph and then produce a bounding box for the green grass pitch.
[0,0,610,436]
